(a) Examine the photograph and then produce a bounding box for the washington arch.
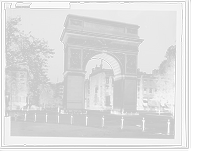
[60,14,143,112]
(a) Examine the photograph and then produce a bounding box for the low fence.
[6,111,171,135]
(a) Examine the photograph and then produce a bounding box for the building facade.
[137,69,157,109]
[86,68,161,111]
[85,79,90,109]
[5,65,29,110]
[85,65,113,110]
[55,82,64,100]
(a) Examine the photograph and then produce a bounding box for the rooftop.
[90,65,113,77]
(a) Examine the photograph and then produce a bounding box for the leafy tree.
[5,17,54,110]
[6,17,55,105]
[155,45,176,115]
[38,84,54,108]
[54,97,63,106]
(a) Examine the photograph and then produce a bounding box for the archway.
[60,14,143,112]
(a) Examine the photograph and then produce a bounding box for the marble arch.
[60,14,143,112]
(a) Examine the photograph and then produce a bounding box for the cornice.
[60,29,143,45]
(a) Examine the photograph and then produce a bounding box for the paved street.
[8,110,174,138]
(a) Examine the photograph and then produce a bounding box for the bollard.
[15,112,17,121]
[167,119,170,135]
[24,112,27,122]
[70,115,73,125]
[121,117,124,130]
[46,113,48,123]
[58,114,60,124]
[102,116,104,128]
[57,113,60,124]
[142,117,145,132]
[34,112,37,122]
[85,115,88,126]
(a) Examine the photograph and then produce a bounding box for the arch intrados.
[83,51,123,76]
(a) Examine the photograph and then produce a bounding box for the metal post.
[24,112,27,121]
[167,119,170,135]
[142,117,145,132]
[70,115,73,125]
[46,113,48,123]
[34,112,37,122]
[121,117,124,130]
[102,116,104,128]
[57,113,60,124]
[15,112,17,121]
[86,115,88,126]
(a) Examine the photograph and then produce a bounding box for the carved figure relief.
[70,49,81,68]
[126,55,136,73]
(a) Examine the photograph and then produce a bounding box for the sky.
[6,7,176,83]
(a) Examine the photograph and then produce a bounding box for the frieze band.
[67,37,138,51]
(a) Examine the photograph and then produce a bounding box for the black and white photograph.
[0,1,190,150]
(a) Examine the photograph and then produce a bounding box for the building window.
[105,96,111,106]
[106,77,109,84]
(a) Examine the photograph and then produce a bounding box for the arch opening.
[84,53,121,111]
[84,53,122,79]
